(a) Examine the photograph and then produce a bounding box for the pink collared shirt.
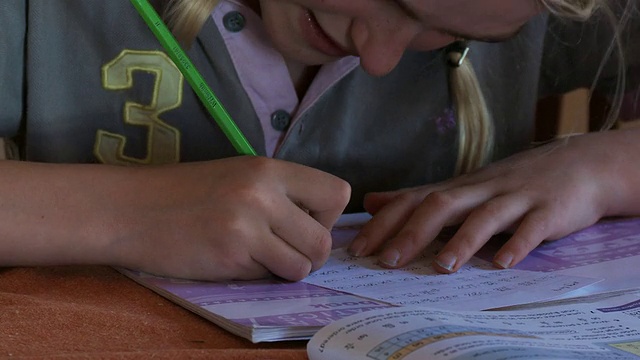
[211,0,360,157]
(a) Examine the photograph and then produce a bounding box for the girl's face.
[258,0,543,76]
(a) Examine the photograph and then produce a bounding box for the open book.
[307,289,640,359]
[121,215,640,344]
[119,213,391,342]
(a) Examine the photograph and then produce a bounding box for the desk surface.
[0,266,308,359]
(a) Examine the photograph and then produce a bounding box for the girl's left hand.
[348,127,640,273]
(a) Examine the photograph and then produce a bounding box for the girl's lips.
[299,9,350,58]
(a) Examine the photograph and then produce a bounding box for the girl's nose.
[350,14,422,76]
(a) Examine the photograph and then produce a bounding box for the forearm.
[0,156,351,281]
[602,126,640,217]
[0,160,135,267]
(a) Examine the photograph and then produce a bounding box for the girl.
[0,0,637,281]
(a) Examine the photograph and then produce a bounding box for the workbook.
[307,289,640,359]
[121,215,640,343]
[120,213,392,343]
[120,268,391,342]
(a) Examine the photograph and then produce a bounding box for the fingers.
[343,132,620,276]
[351,183,497,267]
[432,194,529,273]
[363,191,404,215]
[353,181,557,274]
[492,209,570,270]
[283,164,351,231]
[349,192,421,257]
[270,201,334,275]
[378,185,501,269]
[247,161,350,280]
[251,230,316,282]
[214,213,321,282]
[206,191,338,282]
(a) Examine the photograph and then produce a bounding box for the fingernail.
[494,252,514,269]
[348,237,366,257]
[379,249,401,267]
[435,252,457,271]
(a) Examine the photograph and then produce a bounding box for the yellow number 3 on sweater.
[96,50,184,165]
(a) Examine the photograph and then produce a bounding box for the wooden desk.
[0,266,308,359]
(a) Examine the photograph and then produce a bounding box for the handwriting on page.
[303,248,600,310]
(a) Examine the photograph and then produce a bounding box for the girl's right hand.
[108,156,351,281]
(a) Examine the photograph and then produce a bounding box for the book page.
[304,247,599,310]
[307,292,640,360]
[492,218,640,297]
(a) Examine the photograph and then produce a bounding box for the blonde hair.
[167,0,628,174]
[544,0,632,132]
[446,46,494,174]
[165,0,219,43]
[445,0,630,174]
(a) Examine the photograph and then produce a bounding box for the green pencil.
[130,0,257,156]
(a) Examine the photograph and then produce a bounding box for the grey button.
[223,11,246,32]
[271,110,291,131]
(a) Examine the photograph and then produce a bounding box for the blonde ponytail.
[446,42,494,175]
[447,0,629,174]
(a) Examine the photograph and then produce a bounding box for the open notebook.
[121,215,640,343]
